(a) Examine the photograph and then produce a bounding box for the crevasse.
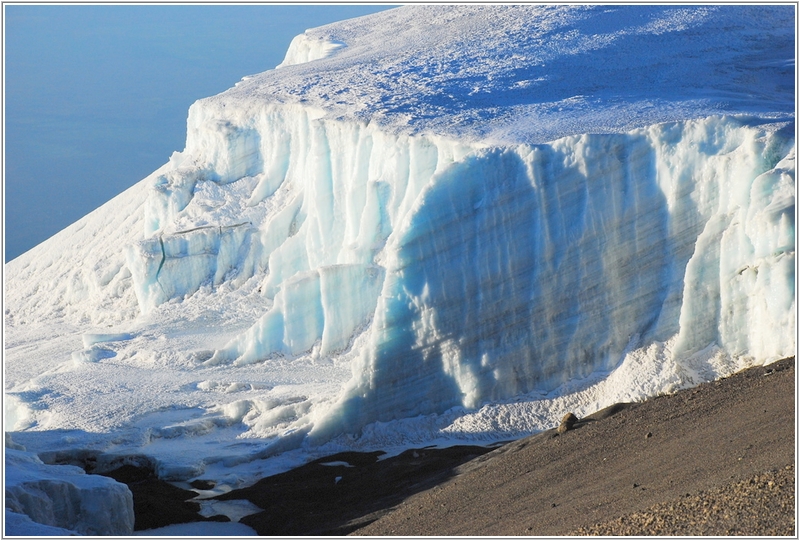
[125,97,794,439]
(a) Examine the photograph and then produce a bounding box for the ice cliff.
[4,4,795,517]
[5,435,134,535]
[165,106,793,438]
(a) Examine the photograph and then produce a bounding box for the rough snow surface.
[224,4,793,144]
[3,4,795,533]
[4,510,79,537]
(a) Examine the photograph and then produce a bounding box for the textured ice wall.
[316,117,795,437]
[123,95,794,438]
[8,71,789,448]
[4,447,135,536]
[130,100,475,333]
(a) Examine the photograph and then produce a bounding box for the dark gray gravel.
[571,464,794,536]
[352,357,795,536]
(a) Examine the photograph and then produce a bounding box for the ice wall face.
[664,123,796,362]
[5,447,135,536]
[131,98,475,330]
[337,138,669,421]
[61,96,795,440]
[124,90,794,437]
[309,117,795,437]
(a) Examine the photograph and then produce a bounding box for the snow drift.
[4,6,795,527]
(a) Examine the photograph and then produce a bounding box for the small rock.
[645,431,652,439]
[190,479,216,490]
[557,412,578,434]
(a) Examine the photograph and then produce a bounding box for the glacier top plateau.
[223,4,794,144]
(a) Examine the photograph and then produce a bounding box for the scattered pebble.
[572,465,795,536]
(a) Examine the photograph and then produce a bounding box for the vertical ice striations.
[129,93,794,437]
[131,98,476,358]
[657,121,796,362]
[311,117,794,438]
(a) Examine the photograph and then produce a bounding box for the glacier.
[3,4,795,534]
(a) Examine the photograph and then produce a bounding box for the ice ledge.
[4,443,135,536]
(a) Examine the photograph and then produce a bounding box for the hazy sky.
[4,4,395,261]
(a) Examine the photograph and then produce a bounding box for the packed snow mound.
[4,5,795,490]
[276,32,347,69]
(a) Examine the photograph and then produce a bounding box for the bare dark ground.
[101,464,231,531]
[101,357,794,536]
[217,445,497,535]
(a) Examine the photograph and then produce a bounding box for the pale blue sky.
[4,4,395,261]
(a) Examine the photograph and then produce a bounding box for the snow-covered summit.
[4,5,795,527]
[223,5,793,143]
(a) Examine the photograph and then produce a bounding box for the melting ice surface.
[3,5,796,534]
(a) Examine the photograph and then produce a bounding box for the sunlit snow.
[4,5,795,535]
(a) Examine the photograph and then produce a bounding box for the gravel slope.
[571,464,794,536]
[352,357,795,536]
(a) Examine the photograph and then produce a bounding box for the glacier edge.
[133,97,795,441]
[304,116,795,440]
[3,8,795,535]
[4,100,794,452]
